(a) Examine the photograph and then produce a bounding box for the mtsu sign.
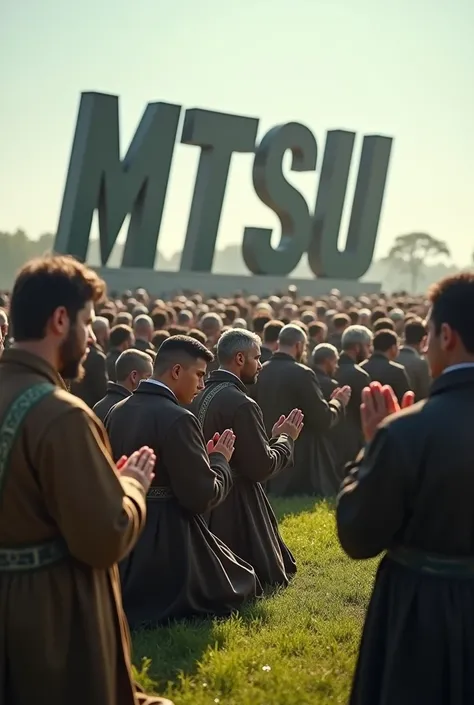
[55,92,393,280]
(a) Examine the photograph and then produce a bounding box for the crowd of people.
[0,258,473,705]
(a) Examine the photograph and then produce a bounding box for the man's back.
[93,381,131,423]
[334,353,371,466]
[361,352,411,403]
[397,346,431,401]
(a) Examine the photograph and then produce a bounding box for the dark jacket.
[397,346,431,401]
[70,342,108,408]
[93,382,131,423]
[336,366,474,705]
[361,352,411,403]
[254,352,345,497]
[106,349,121,382]
[334,352,371,467]
[133,338,156,355]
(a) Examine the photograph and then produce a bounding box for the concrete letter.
[307,130,393,279]
[242,123,317,275]
[179,109,259,272]
[55,92,181,267]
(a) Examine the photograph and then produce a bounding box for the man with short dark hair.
[361,329,411,403]
[107,324,135,381]
[0,254,171,705]
[261,319,284,363]
[93,349,153,423]
[133,314,155,353]
[307,321,327,353]
[337,272,474,705]
[328,313,351,351]
[397,317,431,400]
[373,317,395,333]
[106,335,258,627]
[192,328,304,587]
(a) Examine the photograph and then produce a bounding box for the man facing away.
[94,349,153,423]
[69,318,109,408]
[191,329,304,588]
[337,272,474,705]
[106,335,259,628]
[397,316,432,400]
[107,324,135,381]
[310,343,339,400]
[0,255,171,705]
[133,314,156,353]
[255,324,351,498]
[360,328,412,403]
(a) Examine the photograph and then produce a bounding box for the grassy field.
[132,498,378,704]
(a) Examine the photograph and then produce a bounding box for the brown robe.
[0,349,170,705]
[191,369,296,587]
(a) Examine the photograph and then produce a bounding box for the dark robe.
[361,352,411,403]
[106,380,259,628]
[70,341,108,408]
[397,346,431,401]
[313,368,338,400]
[337,366,474,705]
[133,338,155,354]
[333,352,371,468]
[259,346,273,364]
[93,381,131,423]
[254,352,345,497]
[191,369,296,587]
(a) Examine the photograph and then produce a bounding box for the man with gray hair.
[333,325,373,469]
[310,343,339,400]
[254,323,350,497]
[191,328,304,588]
[91,315,110,352]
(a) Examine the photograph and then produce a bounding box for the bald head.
[133,314,154,342]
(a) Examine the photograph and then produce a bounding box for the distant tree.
[0,230,54,289]
[384,232,451,293]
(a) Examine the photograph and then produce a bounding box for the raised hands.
[361,381,415,443]
[116,446,156,492]
[272,408,305,441]
[206,429,236,463]
[330,385,352,406]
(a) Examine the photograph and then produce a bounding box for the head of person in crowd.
[216,328,262,385]
[332,313,351,334]
[370,307,387,327]
[99,309,115,327]
[115,311,133,327]
[151,329,170,350]
[262,319,284,353]
[389,307,406,335]
[300,310,316,325]
[281,302,298,321]
[372,329,400,360]
[358,308,371,328]
[307,321,327,351]
[311,343,339,378]
[115,348,153,392]
[200,312,223,348]
[9,254,105,380]
[151,307,169,330]
[0,307,8,344]
[152,334,214,404]
[373,317,395,333]
[133,314,154,344]
[188,328,207,345]
[109,324,135,353]
[232,317,248,329]
[177,309,194,329]
[403,317,428,354]
[91,316,110,351]
[252,313,272,339]
[277,323,308,364]
[224,305,240,326]
[425,272,474,378]
[341,325,373,364]
[347,308,360,325]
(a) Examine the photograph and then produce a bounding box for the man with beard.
[93,349,153,423]
[106,335,259,628]
[0,255,172,705]
[191,328,304,587]
[337,272,474,705]
[255,324,350,497]
[332,325,373,469]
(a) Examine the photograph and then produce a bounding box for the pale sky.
[1,0,473,269]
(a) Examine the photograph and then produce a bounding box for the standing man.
[107,335,259,628]
[94,349,153,423]
[255,324,350,497]
[107,324,135,381]
[0,254,171,705]
[192,328,304,587]
[133,314,155,353]
[361,329,411,403]
[260,319,284,363]
[310,343,339,400]
[397,317,431,400]
[337,272,474,705]
[70,324,108,408]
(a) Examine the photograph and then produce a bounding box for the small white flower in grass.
[262,665,271,672]
[214,699,220,703]
[202,682,208,688]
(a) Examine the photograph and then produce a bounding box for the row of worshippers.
[103,332,305,628]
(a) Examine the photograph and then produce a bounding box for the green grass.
[132,498,378,704]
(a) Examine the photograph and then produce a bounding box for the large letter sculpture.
[55,92,181,267]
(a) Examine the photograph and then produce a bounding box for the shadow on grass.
[270,495,335,522]
[132,596,272,689]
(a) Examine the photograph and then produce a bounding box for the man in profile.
[337,272,474,705]
[107,335,259,628]
[0,254,171,705]
[94,349,153,423]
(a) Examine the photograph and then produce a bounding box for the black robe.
[93,381,131,423]
[254,352,345,497]
[337,366,474,705]
[191,369,296,587]
[333,352,371,470]
[106,380,259,628]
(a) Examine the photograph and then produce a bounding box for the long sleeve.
[161,412,233,515]
[298,367,344,432]
[393,367,412,403]
[38,408,147,569]
[336,426,409,559]
[232,400,294,482]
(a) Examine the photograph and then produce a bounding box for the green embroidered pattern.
[0,382,70,572]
